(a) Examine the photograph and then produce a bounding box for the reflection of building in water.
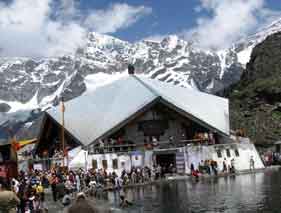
[35,67,264,174]
[181,172,265,210]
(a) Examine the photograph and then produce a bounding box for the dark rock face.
[243,32,281,83]
[0,103,11,112]
[61,72,86,102]
[228,32,281,145]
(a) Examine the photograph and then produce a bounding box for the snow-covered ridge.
[235,18,281,65]
[0,18,281,113]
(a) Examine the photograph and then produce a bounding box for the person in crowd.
[222,158,228,173]
[27,189,37,212]
[65,176,73,195]
[62,189,72,208]
[168,164,174,174]
[250,156,255,170]
[33,193,42,212]
[211,160,218,176]
[190,163,195,173]
[0,181,20,213]
[56,178,66,200]
[68,192,98,213]
[119,194,133,208]
[50,173,58,202]
[115,175,123,190]
[205,160,211,175]
[230,159,235,173]
[131,169,137,184]
[152,136,158,147]
[169,136,174,147]
[76,173,81,192]
[17,179,27,213]
[157,165,163,179]
[191,169,200,181]
[11,178,19,194]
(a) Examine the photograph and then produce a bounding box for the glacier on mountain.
[0,18,281,113]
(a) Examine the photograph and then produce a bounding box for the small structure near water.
[35,68,264,174]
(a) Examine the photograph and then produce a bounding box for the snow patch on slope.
[1,90,39,113]
[217,50,228,79]
[40,82,65,110]
[84,72,128,93]
[237,46,253,66]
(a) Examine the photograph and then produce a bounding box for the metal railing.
[89,138,213,154]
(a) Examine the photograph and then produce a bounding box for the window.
[226,149,231,158]
[216,149,222,158]
[234,149,240,157]
[102,160,108,169]
[112,159,118,169]
[92,160,97,170]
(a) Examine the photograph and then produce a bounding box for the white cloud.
[45,22,87,56]
[0,0,151,57]
[60,0,77,18]
[84,3,152,34]
[185,0,280,49]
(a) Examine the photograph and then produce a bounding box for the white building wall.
[84,143,264,176]
[87,153,146,176]
[185,143,264,173]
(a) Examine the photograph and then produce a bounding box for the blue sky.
[78,0,281,42]
[0,0,281,57]
[80,0,200,41]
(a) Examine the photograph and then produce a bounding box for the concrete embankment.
[104,166,281,191]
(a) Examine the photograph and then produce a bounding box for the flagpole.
[61,97,65,167]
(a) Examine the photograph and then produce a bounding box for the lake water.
[105,170,281,213]
[51,169,281,213]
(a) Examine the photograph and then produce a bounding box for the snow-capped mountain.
[235,18,281,66]
[0,18,281,113]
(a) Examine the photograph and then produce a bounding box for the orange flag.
[11,138,20,151]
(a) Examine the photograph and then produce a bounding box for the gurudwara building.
[36,70,264,175]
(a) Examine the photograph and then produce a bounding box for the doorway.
[155,153,176,174]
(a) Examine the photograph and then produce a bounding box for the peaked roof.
[47,75,229,146]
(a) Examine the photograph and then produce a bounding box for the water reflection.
[103,170,281,213]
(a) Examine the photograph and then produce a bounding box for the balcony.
[88,138,214,155]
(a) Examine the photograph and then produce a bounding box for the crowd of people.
[190,156,256,180]
[0,163,175,212]
[0,170,47,213]
[0,153,260,212]
[191,158,234,178]
[261,151,281,166]
[190,159,221,179]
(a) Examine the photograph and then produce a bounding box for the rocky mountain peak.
[0,18,281,114]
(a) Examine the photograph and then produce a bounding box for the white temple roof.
[47,75,229,146]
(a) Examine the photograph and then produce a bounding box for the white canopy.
[48,74,229,146]
[68,148,87,169]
